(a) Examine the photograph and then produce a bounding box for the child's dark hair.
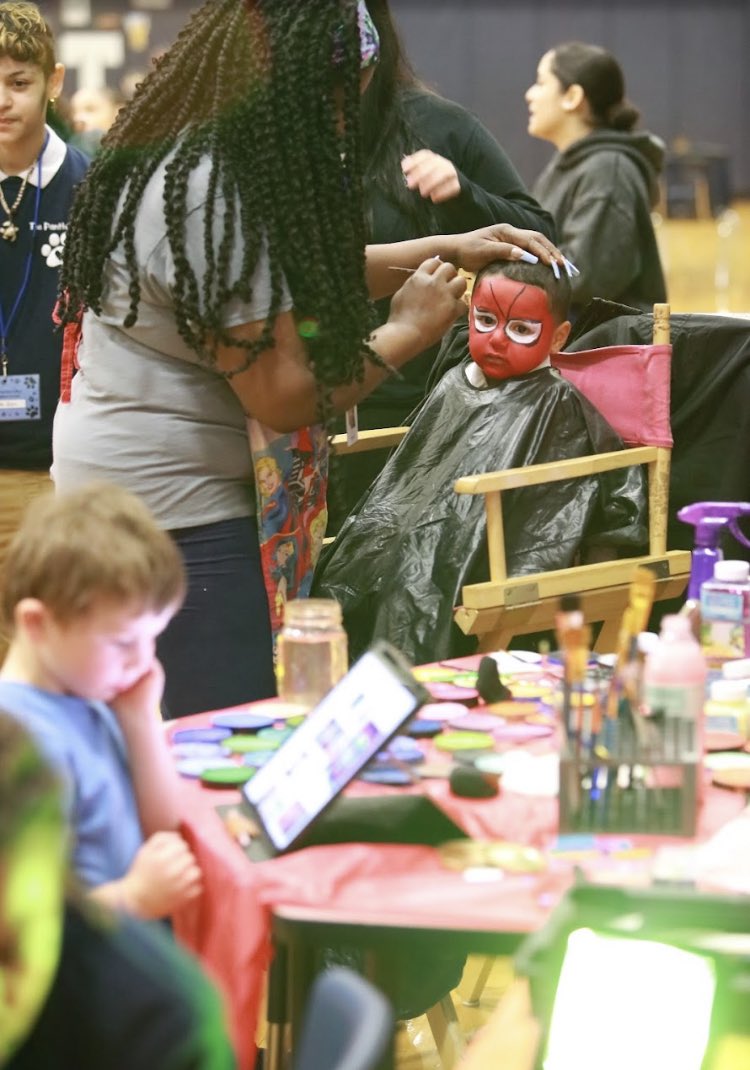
[57,0,377,419]
[1,483,186,628]
[473,260,571,323]
[550,41,639,133]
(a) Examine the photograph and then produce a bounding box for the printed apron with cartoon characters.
[247,418,329,639]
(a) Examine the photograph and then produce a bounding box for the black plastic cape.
[314,325,647,664]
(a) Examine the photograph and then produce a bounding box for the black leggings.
[158,516,276,719]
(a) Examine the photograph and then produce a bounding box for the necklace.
[0,161,35,242]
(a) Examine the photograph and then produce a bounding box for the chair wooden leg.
[425,994,466,1070]
[593,615,621,653]
[476,629,515,655]
[458,956,494,1007]
[265,946,288,1070]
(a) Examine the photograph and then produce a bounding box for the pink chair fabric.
[551,344,673,448]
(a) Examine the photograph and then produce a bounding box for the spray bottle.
[677,502,750,600]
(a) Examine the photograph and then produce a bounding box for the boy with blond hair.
[0,482,202,919]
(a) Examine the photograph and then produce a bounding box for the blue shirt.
[0,682,143,887]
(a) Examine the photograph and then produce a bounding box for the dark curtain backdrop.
[390,0,749,196]
[45,0,749,195]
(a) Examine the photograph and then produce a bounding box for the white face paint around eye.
[472,307,498,333]
[506,319,543,346]
[473,307,543,345]
[468,274,557,382]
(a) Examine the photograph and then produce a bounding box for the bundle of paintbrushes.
[557,573,699,837]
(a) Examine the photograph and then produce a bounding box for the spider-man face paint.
[468,274,556,381]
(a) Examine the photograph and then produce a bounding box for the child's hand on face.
[110,658,166,724]
[120,831,203,918]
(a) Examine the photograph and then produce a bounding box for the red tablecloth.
[170,704,747,1070]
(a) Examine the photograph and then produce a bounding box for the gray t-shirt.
[53,149,293,530]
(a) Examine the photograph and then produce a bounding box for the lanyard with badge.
[0,132,47,422]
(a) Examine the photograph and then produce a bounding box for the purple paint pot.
[171,726,232,744]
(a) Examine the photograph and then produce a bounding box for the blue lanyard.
[0,132,48,377]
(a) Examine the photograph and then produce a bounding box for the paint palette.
[705,730,745,752]
[425,682,479,704]
[449,712,505,733]
[492,722,555,743]
[171,741,226,760]
[222,733,284,754]
[417,702,471,722]
[358,767,413,787]
[406,719,444,738]
[211,712,275,732]
[176,756,237,779]
[172,726,232,744]
[434,730,495,752]
[200,765,256,787]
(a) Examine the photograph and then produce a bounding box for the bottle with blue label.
[704,678,750,740]
[700,559,750,665]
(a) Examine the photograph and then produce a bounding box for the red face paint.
[468,275,556,381]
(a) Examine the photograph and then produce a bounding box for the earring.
[48,97,57,106]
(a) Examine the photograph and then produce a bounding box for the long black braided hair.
[58,0,376,399]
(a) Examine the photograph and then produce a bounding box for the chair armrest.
[330,427,410,455]
[453,446,657,495]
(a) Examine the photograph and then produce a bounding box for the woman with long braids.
[53,0,565,718]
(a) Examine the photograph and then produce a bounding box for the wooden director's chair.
[331,303,691,654]
[452,303,691,652]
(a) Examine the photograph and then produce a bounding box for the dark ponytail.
[550,41,640,132]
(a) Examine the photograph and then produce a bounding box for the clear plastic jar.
[276,598,348,710]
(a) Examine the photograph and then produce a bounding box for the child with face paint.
[314,259,648,665]
[467,261,573,384]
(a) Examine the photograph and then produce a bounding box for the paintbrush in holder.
[559,697,699,837]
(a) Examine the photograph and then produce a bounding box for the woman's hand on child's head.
[121,831,203,919]
[110,659,166,724]
[387,257,467,353]
[448,224,578,279]
[401,150,461,204]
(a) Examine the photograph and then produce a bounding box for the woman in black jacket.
[526,41,667,317]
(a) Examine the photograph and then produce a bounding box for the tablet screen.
[242,645,425,852]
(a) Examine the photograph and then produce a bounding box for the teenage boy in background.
[0,2,89,656]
